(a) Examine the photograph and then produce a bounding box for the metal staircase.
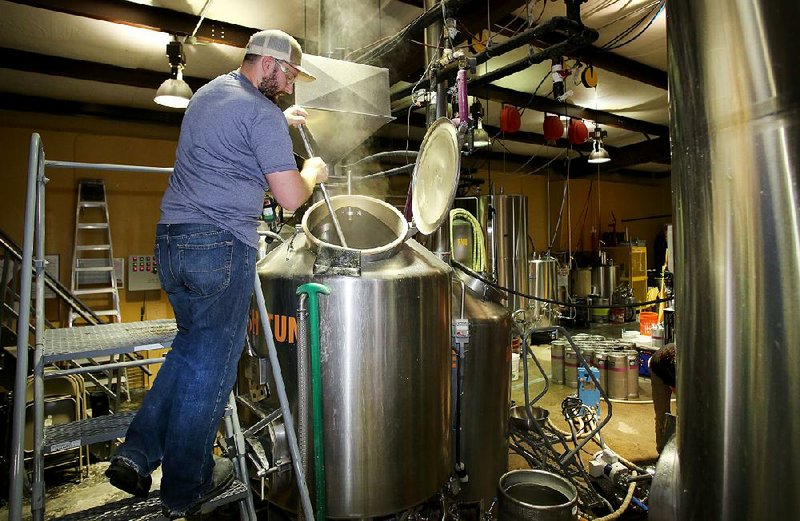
[8,134,257,520]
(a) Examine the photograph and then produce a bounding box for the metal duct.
[292,55,393,164]
[667,0,800,519]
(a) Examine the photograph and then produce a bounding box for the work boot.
[105,457,152,498]
[161,455,235,519]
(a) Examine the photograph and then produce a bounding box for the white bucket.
[512,352,520,381]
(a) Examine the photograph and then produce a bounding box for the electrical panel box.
[128,254,160,291]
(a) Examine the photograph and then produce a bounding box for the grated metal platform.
[44,411,136,455]
[44,319,177,363]
[52,480,249,521]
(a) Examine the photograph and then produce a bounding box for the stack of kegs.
[549,334,641,399]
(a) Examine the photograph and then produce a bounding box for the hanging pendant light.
[154,40,193,109]
[588,125,611,164]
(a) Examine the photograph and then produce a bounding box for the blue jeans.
[115,223,255,511]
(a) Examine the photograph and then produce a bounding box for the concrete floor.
[2,336,666,520]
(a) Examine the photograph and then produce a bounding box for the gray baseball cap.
[245,29,315,82]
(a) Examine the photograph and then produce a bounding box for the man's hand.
[302,157,329,184]
[284,105,309,127]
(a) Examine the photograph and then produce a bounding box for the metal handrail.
[0,227,102,326]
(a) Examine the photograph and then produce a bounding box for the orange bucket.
[639,311,658,336]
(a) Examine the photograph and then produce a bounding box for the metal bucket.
[498,470,578,521]
[550,341,566,384]
[564,349,578,389]
[607,352,629,399]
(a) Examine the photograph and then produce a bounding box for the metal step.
[73,287,116,295]
[76,244,112,251]
[77,223,110,230]
[79,201,107,208]
[75,266,114,272]
[92,310,122,317]
[43,411,136,455]
[52,480,249,521]
[44,319,177,363]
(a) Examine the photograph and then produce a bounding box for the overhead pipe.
[392,17,598,102]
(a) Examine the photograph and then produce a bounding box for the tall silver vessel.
[663,0,800,519]
[451,270,512,508]
[255,195,452,518]
[457,195,529,312]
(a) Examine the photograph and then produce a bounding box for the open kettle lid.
[411,117,461,235]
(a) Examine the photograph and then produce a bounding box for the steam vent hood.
[292,55,394,164]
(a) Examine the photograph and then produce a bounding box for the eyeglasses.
[275,59,298,85]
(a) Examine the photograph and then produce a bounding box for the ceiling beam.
[468,84,669,136]
[5,0,269,47]
[0,93,184,126]
[393,82,668,137]
[0,47,210,92]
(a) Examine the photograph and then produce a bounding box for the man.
[649,342,676,453]
[105,29,327,518]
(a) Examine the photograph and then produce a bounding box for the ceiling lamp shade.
[543,114,564,143]
[588,126,611,164]
[472,119,491,148]
[154,40,193,109]
[154,70,193,108]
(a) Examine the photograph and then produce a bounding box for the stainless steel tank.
[255,195,452,518]
[667,1,800,519]
[451,270,512,508]
[528,256,559,326]
[456,195,529,311]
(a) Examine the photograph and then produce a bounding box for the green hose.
[296,282,330,521]
[450,208,487,272]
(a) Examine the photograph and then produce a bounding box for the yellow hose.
[449,209,487,272]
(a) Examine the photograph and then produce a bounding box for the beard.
[258,69,284,101]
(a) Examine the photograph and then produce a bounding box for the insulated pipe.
[296,296,311,505]
[296,283,330,521]
[667,1,800,519]
[456,68,468,124]
[253,277,315,521]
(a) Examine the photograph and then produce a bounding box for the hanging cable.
[451,259,672,309]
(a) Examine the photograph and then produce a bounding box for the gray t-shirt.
[159,70,297,247]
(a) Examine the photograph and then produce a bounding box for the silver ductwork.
[667,0,800,519]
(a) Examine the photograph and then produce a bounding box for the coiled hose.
[449,208,487,272]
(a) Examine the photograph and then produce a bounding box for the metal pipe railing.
[32,143,47,520]
[44,357,166,377]
[9,132,43,520]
